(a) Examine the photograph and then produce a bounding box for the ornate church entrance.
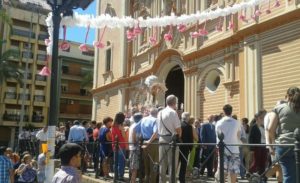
[165,65,184,109]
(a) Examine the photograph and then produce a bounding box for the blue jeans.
[115,149,125,178]
[276,146,296,183]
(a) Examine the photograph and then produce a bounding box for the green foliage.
[81,71,93,88]
[0,48,23,85]
[0,8,22,85]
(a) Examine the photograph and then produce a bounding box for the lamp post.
[45,0,94,182]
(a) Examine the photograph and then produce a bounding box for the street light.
[45,0,94,182]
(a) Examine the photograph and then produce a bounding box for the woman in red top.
[111,112,126,181]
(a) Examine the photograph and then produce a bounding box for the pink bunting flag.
[39,66,51,76]
[126,30,136,41]
[79,24,90,52]
[190,31,200,38]
[133,24,142,35]
[274,0,280,7]
[177,24,186,32]
[94,26,107,48]
[164,25,173,41]
[60,25,70,51]
[215,17,223,32]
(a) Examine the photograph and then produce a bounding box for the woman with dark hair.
[99,117,113,179]
[268,87,300,183]
[248,110,267,176]
[111,112,126,181]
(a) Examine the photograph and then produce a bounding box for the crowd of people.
[0,86,299,183]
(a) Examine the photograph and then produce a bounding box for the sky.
[59,1,97,45]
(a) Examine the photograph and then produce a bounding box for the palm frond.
[0,9,12,30]
[81,71,93,88]
[0,49,20,61]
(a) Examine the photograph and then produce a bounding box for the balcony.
[12,28,35,38]
[32,113,44,123]
[5,92,17,100]
[37,54,47,61]
[38,34,48,41]
[2,113,29,122]
[18,93,30,101]
[60,93,92,101]
[22,51,33,59]
[34,95,45,102]
[35,74,46,81]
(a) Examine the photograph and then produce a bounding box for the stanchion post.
[218,132,225,183]
[114,136,119,183]
[94,140,100,178]
[295,128,300,183]
[139,137,143,183]
[171,135,177,183]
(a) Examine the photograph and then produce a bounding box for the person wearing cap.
[128,112,143,183]
[52,143,83,183]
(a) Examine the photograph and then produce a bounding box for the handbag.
[160,112,182,143]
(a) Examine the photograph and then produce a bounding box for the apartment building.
[0,0,50,146]
[0,1,94,146]
[58,41,94,123]
[92,0,300,121]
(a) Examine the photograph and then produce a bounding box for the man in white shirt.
[215,104,241,183]
[157,95,182,183]
[36,127,48,153]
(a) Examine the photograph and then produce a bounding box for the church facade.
[92,0,300,121]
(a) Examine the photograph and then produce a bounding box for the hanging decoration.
[149,27,157,46]
[79,24,90,52]
[228,14,235,30]
[58,0,268,29]
[215,17,224,32]
[60,25,70,51]
[93,26,107,48]
[164,25,173,42]
[177,24,187,32]
[133,23,143,35]
[126,29,136,41]
[274,0,280,7]
[199,20,208,36]
[266,0,272,14]
[44,0,276,55]
[39,56,51,76]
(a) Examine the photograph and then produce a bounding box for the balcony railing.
[12,28,35,38]
[18,94,30,100]
[2,113,29,122]
[37,54,47,61]
[32,114,44,122]
[22,51,33,59]
[38,34,48,41]
[35,74,46,81]
[34,95,45,102]
[5,92,17,99]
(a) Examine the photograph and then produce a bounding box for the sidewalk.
[82,168,278,183]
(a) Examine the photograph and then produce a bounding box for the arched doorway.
[165,65,184,109]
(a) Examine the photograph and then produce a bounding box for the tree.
[0,7,23,85]
[0,44,23,85]
[81,71,93,88]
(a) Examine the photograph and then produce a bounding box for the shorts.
[219,153,240,174]
[129,150,140,170]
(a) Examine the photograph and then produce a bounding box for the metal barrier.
[14,127,300,183]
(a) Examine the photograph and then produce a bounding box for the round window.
[206,70,221,92]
